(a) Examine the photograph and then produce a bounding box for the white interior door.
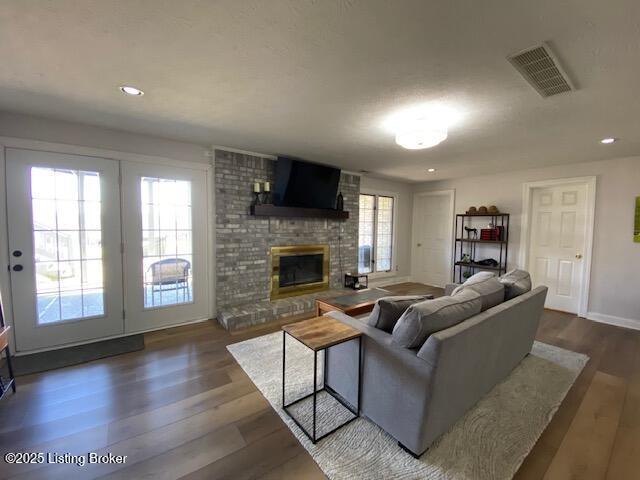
[6,149,124,351]
[412,191,454,287]
[528,183,587,313]
[121,162,210,332]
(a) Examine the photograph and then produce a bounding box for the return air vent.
[507,43,574,97]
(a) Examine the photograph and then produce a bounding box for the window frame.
[358,190,398,277]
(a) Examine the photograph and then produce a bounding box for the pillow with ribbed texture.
[367,295,433,333]
[392,290,482,348]
[451,271,504,311]
[499,269,532,300]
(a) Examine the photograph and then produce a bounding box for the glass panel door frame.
[358,190,397,275]
[121,161,210,333]
[5,148,124,351]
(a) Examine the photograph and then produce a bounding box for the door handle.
[12,250,22,257]
[575,254,583,259]
[417,243,422,247]
[12,264,23,272]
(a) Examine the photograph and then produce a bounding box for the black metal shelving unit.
[453,213,510,283]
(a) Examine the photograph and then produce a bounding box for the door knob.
[575,254,583,259]
[12,264,23,272]
[417,243,422,247]
[12,250,22,257]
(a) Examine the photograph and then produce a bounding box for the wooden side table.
[282,316,362,444]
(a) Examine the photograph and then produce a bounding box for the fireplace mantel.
[250,204,349,220]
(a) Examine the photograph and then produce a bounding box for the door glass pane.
[358,194,375,274]
[376,196,394,272]
[141,177,193,308]
[31,167,105,324]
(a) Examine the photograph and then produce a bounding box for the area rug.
[227,332,588,480]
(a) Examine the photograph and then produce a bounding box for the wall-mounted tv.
[272,157,341,209]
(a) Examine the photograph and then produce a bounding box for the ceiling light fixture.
[119,85,144,96]
[427,168,436,173]
[384,103,461,150]
[600,137,617,144]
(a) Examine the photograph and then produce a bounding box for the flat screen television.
[272,157,341,209]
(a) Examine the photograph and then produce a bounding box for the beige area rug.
[227,332,588,480]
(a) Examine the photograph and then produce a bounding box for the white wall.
[413,156,640,325]
[0,111,208,163]
[360,175,414,283]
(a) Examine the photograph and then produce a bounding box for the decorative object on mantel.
[344,273,368,290]
[261,181,272,205]
[336,191,344,211]
[251,182,261,207]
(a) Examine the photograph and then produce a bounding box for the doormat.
[6,335,144,376]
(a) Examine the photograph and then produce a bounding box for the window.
[141,177,193,308]
[31,167,104,323]
[358,193,395,274]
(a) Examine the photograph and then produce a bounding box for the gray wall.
[0,111,208,163]
[413,156,640,324]
[214,149,359,311]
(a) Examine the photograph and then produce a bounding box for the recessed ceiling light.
[600,137,617,144]
[427,168,436,173]
[119,85,144,96]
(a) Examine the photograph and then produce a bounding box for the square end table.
[282,316,362,443]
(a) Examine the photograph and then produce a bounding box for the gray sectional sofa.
[324,271,547,457]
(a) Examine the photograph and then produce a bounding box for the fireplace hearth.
[271,245,329,299]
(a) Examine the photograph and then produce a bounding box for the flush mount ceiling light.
[600,137,617,144]
[396,121,448,150]
[384,103,460,150]
[119,85,144,96]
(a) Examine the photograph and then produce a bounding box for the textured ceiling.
[1,0,639,182]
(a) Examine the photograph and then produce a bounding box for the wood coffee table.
[282,316,362,444]
[315,287,391,317]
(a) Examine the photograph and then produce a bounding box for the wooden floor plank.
[542,371,627,480]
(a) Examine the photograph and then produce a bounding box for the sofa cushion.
[452,271,504,311]
[392,290,482,348]
[367,295,433,333]
[500,269,532,300]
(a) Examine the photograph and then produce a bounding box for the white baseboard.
[368,275,412,288]
[585,312,640,331]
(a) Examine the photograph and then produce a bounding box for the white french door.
[121,162,209,332]
[6,149,124,351]
[5,149,211,352]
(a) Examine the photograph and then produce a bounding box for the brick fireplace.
[214,149,359,330]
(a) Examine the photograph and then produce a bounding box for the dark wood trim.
[250,204,349,219]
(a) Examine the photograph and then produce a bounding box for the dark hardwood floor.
[0,282,638,479]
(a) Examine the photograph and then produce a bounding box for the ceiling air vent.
[507,43,574,97]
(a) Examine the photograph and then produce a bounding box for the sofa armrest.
[444,283,460,296]
[324,311,436,455]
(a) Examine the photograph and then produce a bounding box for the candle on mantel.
[253,182,261,193]
[263,181,270,192]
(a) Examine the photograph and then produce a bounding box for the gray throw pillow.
[451,271,504,311]
[392,290,482,348]
[367,295,433,333]
[500,269,532,300]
